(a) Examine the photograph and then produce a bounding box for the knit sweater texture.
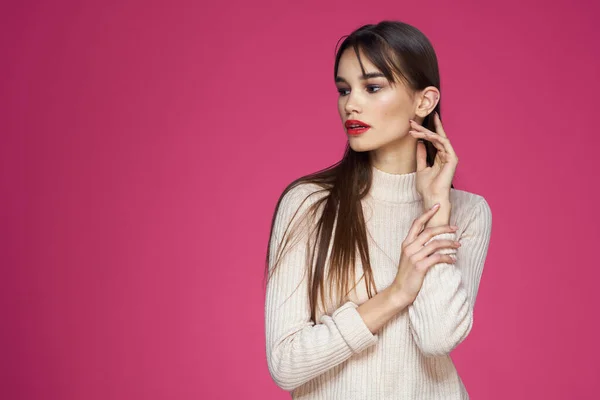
[265,164,492,399]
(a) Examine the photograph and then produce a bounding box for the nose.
[343,90,362,115]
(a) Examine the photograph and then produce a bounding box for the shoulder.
[270,182,330,246]
[450,188,492,226]
[275,181,330,225]
[278,182,329,210]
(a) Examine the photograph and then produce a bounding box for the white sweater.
[265,165,492,399]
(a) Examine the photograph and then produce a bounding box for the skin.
[335,47,459,228]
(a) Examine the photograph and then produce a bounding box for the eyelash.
[337,85,381,96]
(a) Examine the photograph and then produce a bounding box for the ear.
[414,86,440,119]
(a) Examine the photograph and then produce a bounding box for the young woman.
[263,20,492,399]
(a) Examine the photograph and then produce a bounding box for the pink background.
[2,0,599,398]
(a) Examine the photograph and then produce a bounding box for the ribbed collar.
[369,165,422,204]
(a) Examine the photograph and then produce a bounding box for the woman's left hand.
[409,111,458,204]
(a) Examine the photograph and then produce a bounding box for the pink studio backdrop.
[2,0,599,399]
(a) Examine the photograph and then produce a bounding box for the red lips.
[345,119,371,136]
[345,119,370,128]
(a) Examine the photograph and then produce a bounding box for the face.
[335,48,419,154]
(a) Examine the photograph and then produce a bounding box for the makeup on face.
[345,119,371,135]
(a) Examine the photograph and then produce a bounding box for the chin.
[349,132,409,153]
[348,138,377,153]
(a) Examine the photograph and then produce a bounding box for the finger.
[433,111,447,138]
[416,254,455,272]
[410,130,446,153]
[431,133,457,159]
[410,113,446,137]
[413,224,458,247]
[410,130,449,151]
[405,204,441,244]
[409,118,441,137]
[432,114,458,159]
[412,131,459,164]
[410,117,457,159]
[439,156,459,184]
[416,140,427,171]
[409,119,432,134]
[416,239,459,259]
[410,240,457,265]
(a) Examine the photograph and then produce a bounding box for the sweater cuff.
[424,232,457,256]
[330,301,379,354]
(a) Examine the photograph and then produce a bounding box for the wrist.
[423,197,451,210]
[424,200,451,228]
[387,283,413,310]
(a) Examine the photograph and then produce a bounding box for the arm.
[265,185,409,391]
[407,198,492,356]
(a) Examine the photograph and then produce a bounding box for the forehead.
[337,48,379,77]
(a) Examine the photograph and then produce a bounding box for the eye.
[337,85,382,96]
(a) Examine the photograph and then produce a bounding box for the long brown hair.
[263,20,455,323]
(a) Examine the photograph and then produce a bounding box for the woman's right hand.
[392,203,461,305]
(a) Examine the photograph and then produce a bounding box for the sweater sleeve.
[407,198,492,356]
[264,185,379,391]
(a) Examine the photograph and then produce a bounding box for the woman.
[263,20,492,399]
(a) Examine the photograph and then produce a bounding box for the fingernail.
[432,203,440,209]
[451,225,458,229]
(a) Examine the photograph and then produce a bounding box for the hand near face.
[409,112,458,203]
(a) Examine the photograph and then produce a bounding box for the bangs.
[335,32,411,89]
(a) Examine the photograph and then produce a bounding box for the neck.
[369,164,422,204]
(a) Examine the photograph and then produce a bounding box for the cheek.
[377,93,410,120]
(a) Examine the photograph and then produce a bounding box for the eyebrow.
[335,72,386,83]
